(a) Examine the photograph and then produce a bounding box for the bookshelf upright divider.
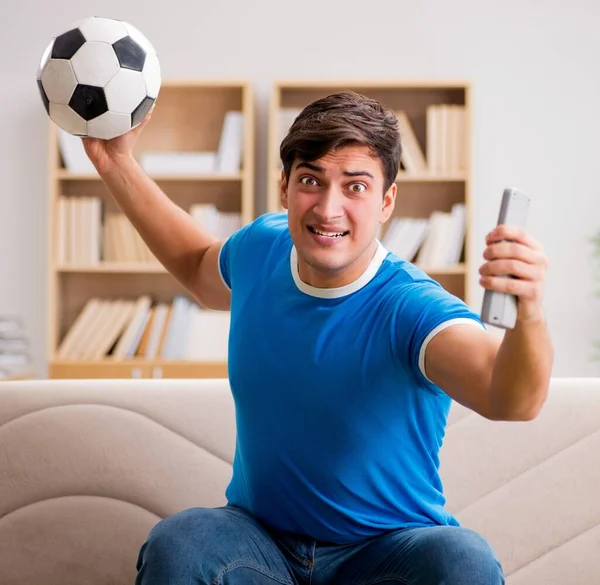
[47,79,254,379]
[268,79,473,306]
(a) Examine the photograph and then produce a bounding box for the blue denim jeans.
[135,505,505,585]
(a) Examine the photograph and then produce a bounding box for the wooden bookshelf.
[49,360,227,380]
[47,79,254,379]
[267,79,472,305]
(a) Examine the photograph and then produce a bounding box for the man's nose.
[313,187,344,219]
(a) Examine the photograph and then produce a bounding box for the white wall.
[1,0,599,377]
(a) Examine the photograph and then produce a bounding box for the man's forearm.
[99,155,219,284]
[489,315,554,420]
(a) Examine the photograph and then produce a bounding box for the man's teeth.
[311,227,346,237]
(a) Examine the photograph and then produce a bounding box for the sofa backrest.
[1,377,599,584]
[440,377,600,584]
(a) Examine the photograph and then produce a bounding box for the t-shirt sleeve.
[395,280,486,392]
[218,222,252,290]
[218,213,287,290]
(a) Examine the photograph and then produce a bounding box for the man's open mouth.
[307,226,349,238]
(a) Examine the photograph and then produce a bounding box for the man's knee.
[432,527,504,585]
[136,507,238,581]
[135,506,293,585]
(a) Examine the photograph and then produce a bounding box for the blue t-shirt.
[218,212,484,544]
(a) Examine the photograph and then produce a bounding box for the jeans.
[135,505,505,585]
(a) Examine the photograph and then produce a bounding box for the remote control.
[480,188,531,329]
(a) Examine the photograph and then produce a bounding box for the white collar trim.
[290,241,388,299]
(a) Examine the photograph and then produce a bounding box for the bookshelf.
[267,79,472,305]
[47,80,254,379]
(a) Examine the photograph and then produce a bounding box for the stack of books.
[0,315,32,379]
[56,295,230,362]
[381,203,466,267]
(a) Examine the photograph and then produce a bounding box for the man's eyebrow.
[295,161,374,179]
[342,170,375,179]
[295,161,324,173]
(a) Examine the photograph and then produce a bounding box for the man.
[83,90,553,585]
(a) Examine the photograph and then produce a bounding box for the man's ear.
[280,169,288,209]
[380,182,397,223]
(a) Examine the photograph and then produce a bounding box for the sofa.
[0,376,599,584]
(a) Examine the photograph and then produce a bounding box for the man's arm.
[425,318,552,421]
[83,110,230,311]
[424,224,553,421]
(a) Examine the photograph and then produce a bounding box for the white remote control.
[480,188,531,329]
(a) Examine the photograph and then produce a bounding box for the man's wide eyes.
[299,177,367,193]
[349,183,366,193]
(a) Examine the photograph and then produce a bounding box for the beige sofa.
[1,377,599,584]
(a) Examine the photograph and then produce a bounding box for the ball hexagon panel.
[122,22,156,56]
[49,103,87,135]
[40,59,78,105]
[37,39,54,80]
[87,111,132,139]
[113,36,146,71]
[142,53,161,99]
[51,28,86,60]
[104,68,147,114]
[69,85,108,121]
[132,96,155,127]
[79,17,127,44]
[71,41,120,86]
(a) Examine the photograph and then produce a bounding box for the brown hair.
[280,91,402,193]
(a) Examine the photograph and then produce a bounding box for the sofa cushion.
[1,377,599,584]
[0,378,235,585]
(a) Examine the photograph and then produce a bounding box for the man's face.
[281,144,396,288]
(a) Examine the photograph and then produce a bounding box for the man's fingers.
[486,224,543,251]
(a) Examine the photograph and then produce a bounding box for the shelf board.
[49,359,228,379]
[50,359,226,366]
[159,78,251,88]
[274,79,470,89]
[57,263,167,274]
[56,170,243,182]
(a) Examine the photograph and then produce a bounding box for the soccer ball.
[36,16,161,139]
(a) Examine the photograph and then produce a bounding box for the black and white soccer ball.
[36,17,161,139]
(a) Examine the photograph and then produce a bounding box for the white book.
[140,151,217,174]
[381,217,404,252]
[386,218,413,259]
[396,111,427,174]
[428,211,453,267]
[56,196,68,265]
[185,305,230,361]
[403,219,430,263]
[68,198,78,265]
[58,129,96,174]
[445,203,466,264]
[161,296,191,360]
[144,303,169,359]
[217,111,244,173]
[112,296,152,360]
[190,203,220,232]
[126,308,152,358]
[417,211,449,267]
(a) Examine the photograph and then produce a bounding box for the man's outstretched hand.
[82,106,154,175]
[479,224,549,324]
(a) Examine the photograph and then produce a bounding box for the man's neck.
[297,240,379,289]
